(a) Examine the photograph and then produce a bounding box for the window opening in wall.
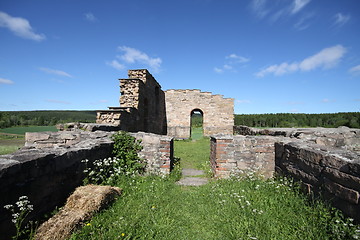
[191,109,203,140]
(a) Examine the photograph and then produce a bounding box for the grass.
[0,134,25,155]
[0,126,58,135]
[191,127,203,140]
[0,126,57,155]
[174,137,210,172]
[70,137,359,240]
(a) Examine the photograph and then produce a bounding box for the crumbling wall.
[276,141,360,221]
[212,126,360,220]
[97,69,167,135]
[234,126,360,152]
[165,89,234,138]
[0,130,173,239]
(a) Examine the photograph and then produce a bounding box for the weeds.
[3,196,35,240]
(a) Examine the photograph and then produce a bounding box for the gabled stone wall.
[165,89,234,139]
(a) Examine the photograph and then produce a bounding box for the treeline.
[0,111,97,129]
[234,112,360,128]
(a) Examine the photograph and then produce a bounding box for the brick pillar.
[210,135,235,178]
[159,138,174,175]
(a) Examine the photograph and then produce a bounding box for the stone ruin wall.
[211,126,360,220]
[165,89,234,139]
[0,130,173,238]
[96,69,167,135]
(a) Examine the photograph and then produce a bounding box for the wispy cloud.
[294,12,315,30]
[0,78,14,85]
[214,54,249,73]
[84,12,97,22]
[0,11,45,41]
[291,0,311,14]
[256,45,346,77]
[250,0,311,20]
[46,99,71,104]
[322,98,336,103]
[106,60,125,70]
[349,64,360,75]
[39,67,73,78]
[333,13,350,27]
[107,46,162,72]
[250,0,269,19]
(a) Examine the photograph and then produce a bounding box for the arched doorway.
[190,109,203,139]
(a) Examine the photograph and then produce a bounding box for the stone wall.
[210,135,280,178]
[0,130,173,239]
[165,89,234,139]
[275,141,360,221]
[234,126,360,152]
[97,69,167,135]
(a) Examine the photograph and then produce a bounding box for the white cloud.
[334,13,350,27]
[46,99,70,104]
[39,67,73,78]
[291,0,311,14]
[116,46,162,72]
[226,54,250,63]
[299,45,346,70]
[0,78,14,85]
[250,0,311,22]
[256,45,346,77]
[0,11,45,41]
[84,12,97,22]
[214,67,223,73]
[215,53,249,73]
[349,64,360,75]
[106,60,125,71]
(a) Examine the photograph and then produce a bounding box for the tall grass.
[71,138,359,240]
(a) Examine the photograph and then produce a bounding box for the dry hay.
[35,184,122,240]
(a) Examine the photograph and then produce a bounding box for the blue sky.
[0,0,359,114]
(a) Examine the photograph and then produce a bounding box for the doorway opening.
[190,109,203,140]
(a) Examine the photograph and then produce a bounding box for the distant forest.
[1,111,360,129]
[0,111,96,129]
[235,112,360,128]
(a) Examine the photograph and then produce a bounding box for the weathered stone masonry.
[165,89,234,139]
[211,126,360,221]
[96,70,235,139]
[97,69,167,135]
[0,131,173,238]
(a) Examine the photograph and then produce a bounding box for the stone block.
[323,178,359,204]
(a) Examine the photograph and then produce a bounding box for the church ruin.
[96,69,234,138]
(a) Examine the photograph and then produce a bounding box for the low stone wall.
[130,132,174,175]
[0,130,173,239]
[275,141,360,221]
[234,125,360,152]
[210,135,282,178]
